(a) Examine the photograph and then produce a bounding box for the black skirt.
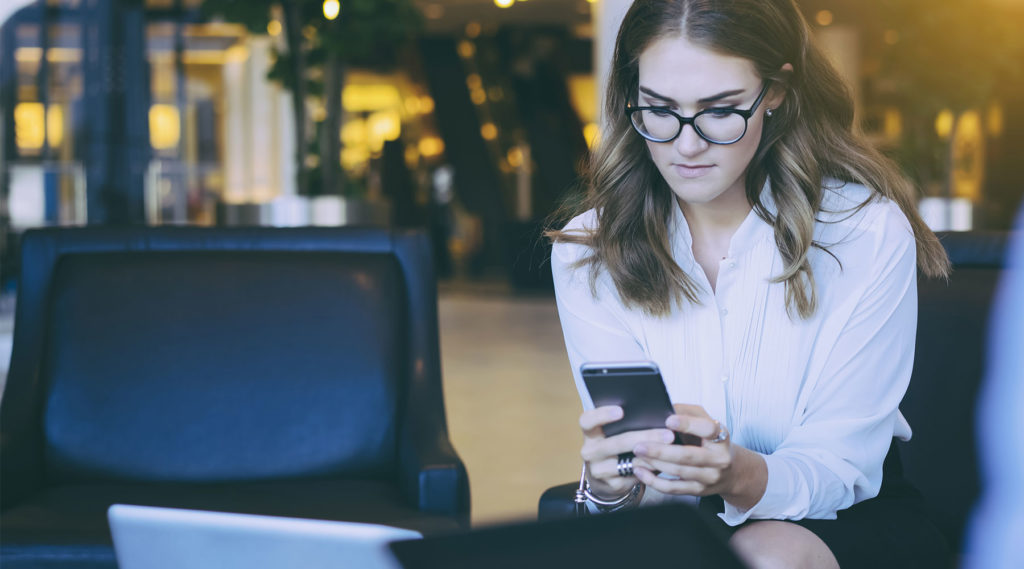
[698,443,951,569]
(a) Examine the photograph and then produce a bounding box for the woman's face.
[636,35,771,210]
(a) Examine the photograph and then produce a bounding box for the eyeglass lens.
[630,109,747,144]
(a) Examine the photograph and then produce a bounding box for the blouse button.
[729,261,737,268]
[720,308,728,316]
[720,374,729,383]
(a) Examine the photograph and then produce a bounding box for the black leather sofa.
[0,226,470,568]
[539,230,1009,557]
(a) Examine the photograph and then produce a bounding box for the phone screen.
[581,361,699,445]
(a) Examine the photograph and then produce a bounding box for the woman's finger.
[581,428,675,463]
[579,406,623,438]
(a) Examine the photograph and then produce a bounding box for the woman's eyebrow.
[639,86,748,104]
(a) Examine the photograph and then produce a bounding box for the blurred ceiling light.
[302,25,317,40]
[419,136,445,158]
[935,109,955,140]
[815,10,834,26]
[267,19,282,36]
[15,47,81,63]
[343,84,401,112]
[466,73,483,90]
[323,0,340,20]
[480,123,498,140]
[494,0,514,8]
[471,88,487,105]
[149,104,181,150]
[488,87,505,101]
[465,21,482,38]
[987,103,1004,137]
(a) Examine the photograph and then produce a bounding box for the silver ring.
[616,453,634,477]
[709,421,730,444]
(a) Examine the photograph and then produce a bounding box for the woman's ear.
[767,63,794,110]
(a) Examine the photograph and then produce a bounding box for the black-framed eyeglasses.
[625,83,770,145]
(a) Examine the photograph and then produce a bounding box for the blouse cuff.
[718,452,824,525]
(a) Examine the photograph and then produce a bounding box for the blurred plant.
[877,0,1024,190]
[202,0,422,196]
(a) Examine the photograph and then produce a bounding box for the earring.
[766,108,775,118]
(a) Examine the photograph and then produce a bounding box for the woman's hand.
[579,405,676,499]
[631,404,767,510]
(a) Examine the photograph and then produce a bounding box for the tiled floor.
[0,286,585,528]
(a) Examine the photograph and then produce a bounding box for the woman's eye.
[707,108,737,117]
[649,108,674,117]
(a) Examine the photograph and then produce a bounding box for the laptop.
[108,504,421,569]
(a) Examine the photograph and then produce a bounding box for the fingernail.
[661,430,675,443]
[610,406,624,419]
[666,416,681,429]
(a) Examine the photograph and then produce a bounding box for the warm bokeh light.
[986,103,1004,137]
[457,40,476,59]
[952,110,984,201]
[465,21,482,38]
[149,104,181,150]
[494,0,514,8]
[419,96,435,114]
[466,74,483,90]
[404,96,422,115]
[470,88,487,105]
[815,10,834,26]
[343,84,401,112]
[341,120,367,146]
[419,136,445,158]
[341,147,370,171]
[935,109,955,139]
[367,110,402,151]
[14,103,45,150]
[583,123,600,149]
[507,147,524,168]
[423,3,444,19]
[47,104,63,148]
[267,20,282,36]
[480,123,498,140]
[884,29,900,45]
[883,108,903,141]
[323,0,340,20]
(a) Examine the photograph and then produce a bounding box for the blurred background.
[1,0,1022,525]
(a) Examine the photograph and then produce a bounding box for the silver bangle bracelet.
[583,480,645,511]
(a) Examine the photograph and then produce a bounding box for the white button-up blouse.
[552,181,918,525]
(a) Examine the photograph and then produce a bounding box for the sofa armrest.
[397,417,470,527]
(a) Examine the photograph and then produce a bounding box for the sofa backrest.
[40,249,406,483]
[900,230,1008,552]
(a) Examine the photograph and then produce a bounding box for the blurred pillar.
[82,0,150,224]
[593,0,631,127]
[222,36,285,204]
[815,25,862,119]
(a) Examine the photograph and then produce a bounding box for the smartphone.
[581,361,699,445]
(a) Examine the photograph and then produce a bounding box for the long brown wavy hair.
[548,0,950,319]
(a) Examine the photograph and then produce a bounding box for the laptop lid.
[108,504,421,569]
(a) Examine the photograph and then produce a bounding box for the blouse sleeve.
[551,237,648,410]
[723,205,919,524]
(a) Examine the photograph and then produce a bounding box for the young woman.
[549,1,951,567]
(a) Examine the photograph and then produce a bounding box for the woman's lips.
[672,164,714,178]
